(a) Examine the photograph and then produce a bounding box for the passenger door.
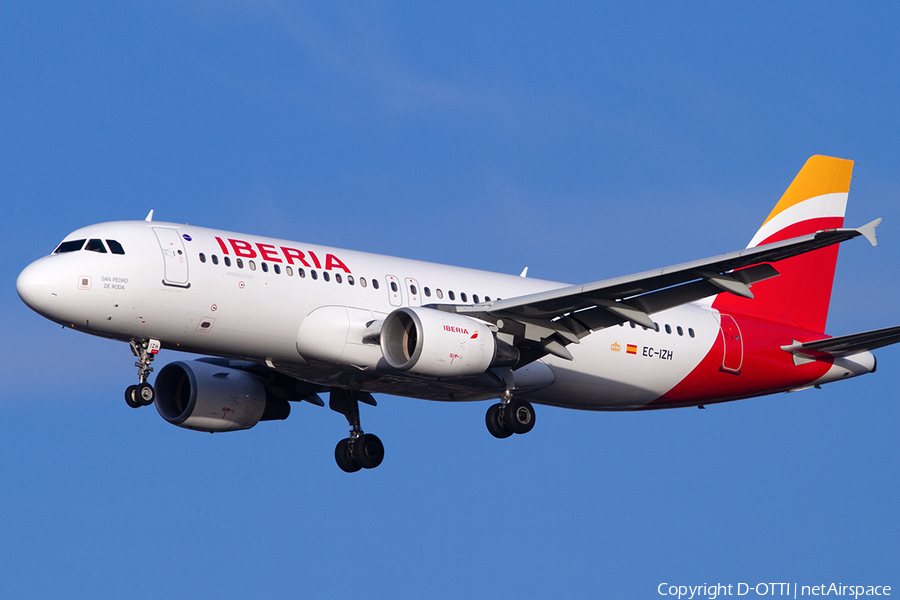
[152,228,190,288]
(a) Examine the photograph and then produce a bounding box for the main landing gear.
[125,339,159,408]
[330,388,385,473]
[485,391,536,438]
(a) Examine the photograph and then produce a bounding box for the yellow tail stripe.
[760,155,854,227]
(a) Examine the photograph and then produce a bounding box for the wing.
[444,220,881,361]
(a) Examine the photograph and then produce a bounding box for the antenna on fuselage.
[519,267,528,278]
[145,210,154,222]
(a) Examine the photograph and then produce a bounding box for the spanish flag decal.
[626,344,637,354]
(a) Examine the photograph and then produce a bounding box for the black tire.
[335,438,362,473]
[485,403,513,439]
[505,399,535,434]
[136,382,155,406]
[354,433,384,469]
[125,385,141,409]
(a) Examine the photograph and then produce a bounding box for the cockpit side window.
[106,240,125,255]
[54,239,86,253]
[85,239,108,253]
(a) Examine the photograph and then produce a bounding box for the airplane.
[16,155,900,472]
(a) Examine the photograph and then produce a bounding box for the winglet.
[145,209,154,222]
[857,218,882,247]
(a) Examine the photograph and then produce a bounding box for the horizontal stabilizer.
[781,324,900,360]
[857,217,882,247]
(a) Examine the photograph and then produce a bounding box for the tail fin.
[713,155,854,333]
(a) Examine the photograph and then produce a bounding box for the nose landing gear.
[330,388,385,472]
[125,339,160,408]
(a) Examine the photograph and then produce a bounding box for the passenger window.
[688,328,695,338]
[473,294,479,304]
[665,324,672,334]
[323,272,330,282]
[485,296,491,302]
[212,255,219,265]
[298,268,306,278]
[390,281,398,292]
[677,326,684,336]
[286,266,293,276]
[199,253,207,263]
[106,240,125,255]
[460,292,468,303]
[237,258,244,269]
[249,260,256,271]
[448,291,455,301]
[436,289,443,299]
[372,279,379,289]
[224,256,232,267]
[335,273,342,283]
[359,277,366,287]
[311,270,318,280]
[410,284,417,296]
[85,239,107,253]
[424,287,431,297]
[276,264,283,274]
[348,276,355,286]
[261,262,268,272]
[54,239,86,253]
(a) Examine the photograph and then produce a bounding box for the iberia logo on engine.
[444,325,469,334]
[443,325,479,339]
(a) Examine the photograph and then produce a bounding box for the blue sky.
[2,2,898,598]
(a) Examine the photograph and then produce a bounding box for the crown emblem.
[610,342,621,352]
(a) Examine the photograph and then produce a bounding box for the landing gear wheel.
[335,438,362,473]
[505,399,535,434]
[354,433,385,469]
[125,385,141,409]
[486,403,513,438]
[135,382,155,406]
[329,388,384,472]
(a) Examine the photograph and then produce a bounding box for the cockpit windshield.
[85,239,107,253]
[54,239,86,253]
[53,238,126,255]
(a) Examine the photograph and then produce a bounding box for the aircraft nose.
[17,258,61,316]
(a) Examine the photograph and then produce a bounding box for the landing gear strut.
[330,388,384,472]
[125,339,159,408]
[486,391,536,438]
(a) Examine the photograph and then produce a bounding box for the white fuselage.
[16,220,738,409]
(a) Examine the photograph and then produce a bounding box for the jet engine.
[380,307,518,377]
[154,360,290,433]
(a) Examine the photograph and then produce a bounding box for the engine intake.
[155,360,290,433]
[380,307,517,377]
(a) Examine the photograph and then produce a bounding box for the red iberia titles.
[214,237,350,273]
[443,325,470,334]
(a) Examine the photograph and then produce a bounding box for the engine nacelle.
[380,307,502,377]
[155,360,290,433]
